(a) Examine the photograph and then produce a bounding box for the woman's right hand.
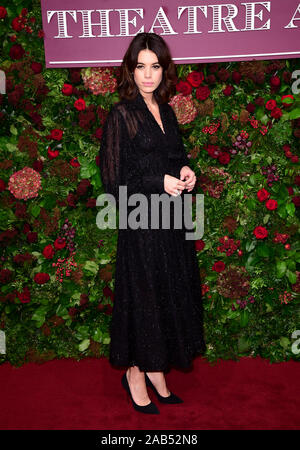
[164,174,186,197]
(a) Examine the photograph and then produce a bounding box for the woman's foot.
[145,371,171,397]
[126,367,152,406]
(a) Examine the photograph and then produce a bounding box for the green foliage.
[0,2,300,367]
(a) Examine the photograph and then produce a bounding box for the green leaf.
[83,260,99,274]
[6,143,17,152]
[10,124,18,136]
[279,337,290,349]
[238,336,251,352]
[256,243,271,258]
[240,309,249,327]
[93,328,103,343]
[29,204,41,218]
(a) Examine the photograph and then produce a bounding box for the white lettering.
[208,3,240,33]
[240,2,271,31]
[78,10,114,37]
[178,6,206,34]
[285,2,300,28]
[115,9,144,36]
[149,6,178,34]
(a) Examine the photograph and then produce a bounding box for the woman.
[99,32,206,415]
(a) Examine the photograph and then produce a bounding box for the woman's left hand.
[180,166,196,192]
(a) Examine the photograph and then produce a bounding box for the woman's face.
[133,49,163,97]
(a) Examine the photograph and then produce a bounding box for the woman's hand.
[164,174,186,196]
[179,166,196,192]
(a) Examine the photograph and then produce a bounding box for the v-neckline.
[137,92,166,136]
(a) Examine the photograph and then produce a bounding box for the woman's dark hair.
[117,32,177,104]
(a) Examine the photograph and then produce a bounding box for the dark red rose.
[0,6,7,18]
[217,68,230,82]
[265,199,278,210]
[74,98,86,111]
[17,286,31,303]
[27,231,38,243]
[271,107,282,119]
[50,128,63,140]
[265,99,276,110]
[33,160,44,172]
[218,152,230,165]
[86,198,96,208]
[223,85,233,96]
[0,269,13,284]
[34,273,50,284]
[0,179,6,192]
[67,193,77,207]
[187,71,204,87]
[62,83,73,96]
[76,179,91,196]
[295,175,300,186]
[287,186,294,196]
[9,43,25,60]
[212,261,226,272]
[54,237,66,250]
[80,294,89,306]
[246,103,255,113]
[11,17,23,31]
[23,222,31,233]
[291,155,299,163]
[270,75,280,87]
[196,85,210,101]
[42,244,55,259]
[94,128,103,140]
[31,62,43,74]
[103,285,114,299]
[195,239,205,251]
[257,188,270,202]
[176,80,193,96]
[253,226,268,239]
[255,96,265,106]
[206,74,216,84]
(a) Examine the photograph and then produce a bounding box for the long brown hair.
[117,32,177,104]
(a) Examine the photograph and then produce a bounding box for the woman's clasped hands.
[164,166,196,196]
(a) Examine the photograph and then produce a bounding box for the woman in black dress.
[99,32,206,414]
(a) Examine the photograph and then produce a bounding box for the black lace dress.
[99,91,206,372]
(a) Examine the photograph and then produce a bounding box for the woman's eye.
[153,65,160,69]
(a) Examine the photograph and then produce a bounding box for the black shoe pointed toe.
[145,373,184,404]
[121,372,160,414]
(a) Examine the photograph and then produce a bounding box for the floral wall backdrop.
[0,1,299,367]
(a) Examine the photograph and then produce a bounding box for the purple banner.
[41,0,300,68]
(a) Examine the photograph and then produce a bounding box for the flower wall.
[0,0,299,367]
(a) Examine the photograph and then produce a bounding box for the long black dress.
[99,91,206,372]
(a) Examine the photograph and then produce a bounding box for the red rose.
[9,43,25,60]
[17,286,31,303]
[287,187,294,196]
[187,71,204,87]
[50,128,63,140]
[31,62,43,74]
[295,175,300,186]
[176,80,193,96]
[74,98,86,111]
[271,107,282,119]
[0,269,12,284]
[257,188,270,202]
[253,226,268,239]
[42,244,55,259]
[281,94,294,107]
[265,199,278,210]
[196,85,210,101]
[27,231,38,243]
[62,83,73,96]
[0,6,7,18]
[265,99,276,110]
[23,223,31,233]
[212,261,226,272]
[67,193,77,207]
[103,285,114,299]
[54,237,66,250]
[195,239,205,251]
[291,155,299,163]
[33,160,43,172]
[34,273,50,284]
[86,198,96,208]
[218,152,230,165]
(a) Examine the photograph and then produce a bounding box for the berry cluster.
[261,165,279,186]
[60,218,76,254]
[232,133,252,155]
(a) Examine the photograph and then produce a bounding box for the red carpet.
[0,355,299,430]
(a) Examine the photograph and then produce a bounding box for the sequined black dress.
[99,91,206,372]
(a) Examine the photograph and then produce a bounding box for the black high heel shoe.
[121,372,160,414]
[145,373,184,404]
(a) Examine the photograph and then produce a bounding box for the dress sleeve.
[168,105,190,170]
[99,106,165,207]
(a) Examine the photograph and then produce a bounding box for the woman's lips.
[143,83,154,85]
